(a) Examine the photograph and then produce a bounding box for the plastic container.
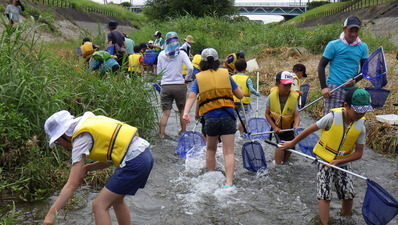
[246,59,259,72]
[375,114,398,125]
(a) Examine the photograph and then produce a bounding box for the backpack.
[92,51,111,61]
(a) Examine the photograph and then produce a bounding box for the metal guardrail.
[26,0,118,17]
[303,0,395,21]
[235,2,307,7]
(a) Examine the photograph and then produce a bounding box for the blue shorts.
[204,116,236,136]
[105,148,154,196]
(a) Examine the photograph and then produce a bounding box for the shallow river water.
[13,92,398,225]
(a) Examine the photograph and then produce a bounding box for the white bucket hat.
[44,110,75,149]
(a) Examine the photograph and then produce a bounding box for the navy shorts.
[105,148,154,196]
[275,131,295,149]
[204,116,236,136]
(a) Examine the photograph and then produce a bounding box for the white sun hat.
[44,110,75,149]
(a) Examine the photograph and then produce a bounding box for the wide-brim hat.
[44,110,75,149]
[107,20,118,29]
[184,35,195,44]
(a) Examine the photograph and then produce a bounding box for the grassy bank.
[0,20,158,209]
[128,15,396,59]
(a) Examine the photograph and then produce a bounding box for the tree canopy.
[143,0,237,20]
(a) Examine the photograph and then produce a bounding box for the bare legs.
[318,199,353,225]
[92,187,130,225]
[206,134,235,186]
[159,109,171,139]
[159,108,186,139]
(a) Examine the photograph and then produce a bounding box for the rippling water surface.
[14,94,398,225]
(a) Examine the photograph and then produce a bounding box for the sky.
[88,0,310,23]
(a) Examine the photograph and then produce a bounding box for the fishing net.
[362,179,398,225]
[364,87,390,109]
[362,46,387,89]
[144,49,158,66]
[176,131,206,159]
[295,128,318,157]
[246,117,271,140]
[299,84,311,109]
[242,141,267,173]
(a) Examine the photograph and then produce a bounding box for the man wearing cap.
[43,110,154,225]
[279,87,373,225]
[318,16,368,115]
[266,71,300,165]
[107,20,126,64]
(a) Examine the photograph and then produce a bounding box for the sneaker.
[222,185,235,189]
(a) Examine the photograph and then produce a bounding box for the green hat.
[344,88,373,113]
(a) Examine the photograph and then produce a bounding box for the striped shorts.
[323,83,349,115]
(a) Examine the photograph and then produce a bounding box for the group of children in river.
[48,16,376,225]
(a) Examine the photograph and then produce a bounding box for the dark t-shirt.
[107,30,125,47]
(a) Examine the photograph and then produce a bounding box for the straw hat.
[184,35,195,44]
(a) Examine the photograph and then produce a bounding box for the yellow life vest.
[223,53,237,73]
[192,54,201,70]
[182,63,188,75]
[231,74,250,104]
[269,87,299,129]
[80,42,95,58]
[128,54,142,72]
[196,68,235,115]
[72,116,138,167]
[313,108,364,162]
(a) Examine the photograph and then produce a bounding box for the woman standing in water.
[183,48,243,188]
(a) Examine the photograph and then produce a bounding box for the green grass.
[289,2,350,23]
[127,15,397,59]
[0,19,158,203]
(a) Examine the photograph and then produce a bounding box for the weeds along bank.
[0,21,158,208]
[1,15,397,215]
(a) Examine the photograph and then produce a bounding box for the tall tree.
[143,0,237,20]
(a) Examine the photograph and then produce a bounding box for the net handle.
[251,128,294,136]
[256,72,260,118]
[192,117,201,132]
[299,73,363,112]
[264,139,368,180]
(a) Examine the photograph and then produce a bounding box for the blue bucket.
[144,50,158,65]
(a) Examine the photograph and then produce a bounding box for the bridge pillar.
[282,15,297,21]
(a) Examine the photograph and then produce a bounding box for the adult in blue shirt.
[318,16,368,115]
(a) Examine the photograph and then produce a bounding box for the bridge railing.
[235,2,307,7]
[303,0,393,21]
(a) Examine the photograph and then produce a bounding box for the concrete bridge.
[130,1,308,20]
